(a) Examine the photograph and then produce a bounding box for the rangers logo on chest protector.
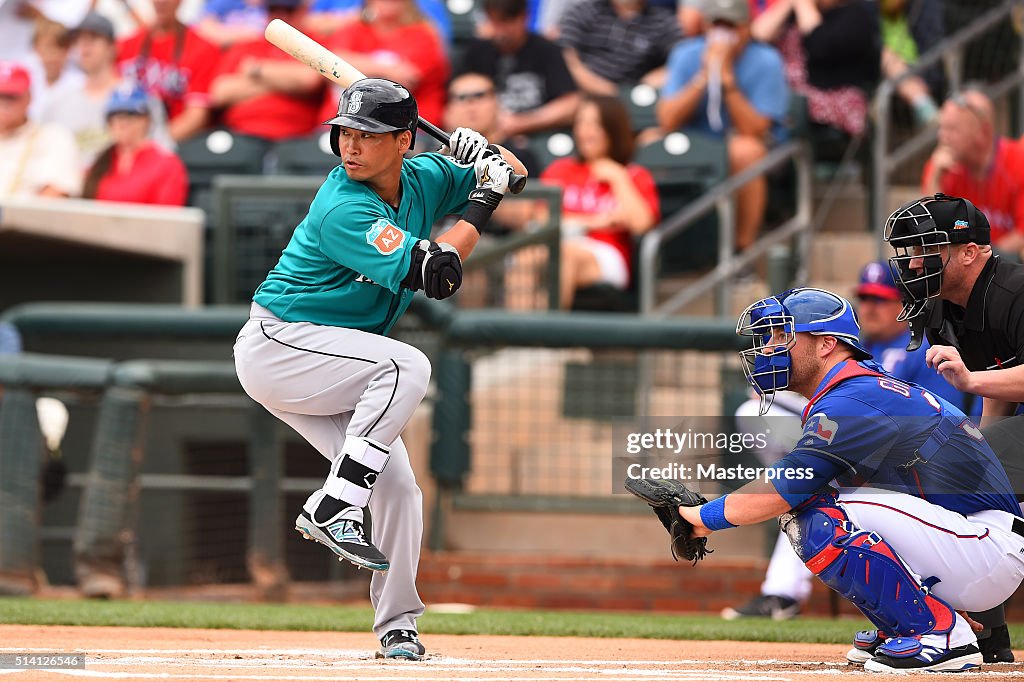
[366,218,406,255]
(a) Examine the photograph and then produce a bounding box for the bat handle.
[417,119,528,195]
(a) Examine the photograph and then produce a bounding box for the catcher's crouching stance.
[626,288,1024,673]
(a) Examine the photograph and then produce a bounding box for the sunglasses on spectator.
[449,89,494,103]
[949,92,987,123]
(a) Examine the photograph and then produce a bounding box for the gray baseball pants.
[234,303,430,637]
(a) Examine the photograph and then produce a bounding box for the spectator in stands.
[657,0,788,252]
[319,0,449,126]
[196,0,270,48]
[681,0,783,37]
[444,72,539,238]
[118,0,221,142]
[455,0,579,137]
[558,0,682,95]
[81,85,188,206]
[879,0,944,127]
[210,0,325,141]
[444,72,539,173]
[28,19,84,122]
[751,0,880,138]
[922,88,1024,258]
[540,95,659,308]
[0,62,81,198]
[0,1,90,64]
[303,0,453,44]
[41,12,171,169]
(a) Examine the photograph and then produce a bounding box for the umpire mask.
[884,194,989,320]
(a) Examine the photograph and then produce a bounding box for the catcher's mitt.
[624,477,712,564]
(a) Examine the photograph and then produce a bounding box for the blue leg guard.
[781,495,956,639]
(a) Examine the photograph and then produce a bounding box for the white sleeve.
[33,125,82,196]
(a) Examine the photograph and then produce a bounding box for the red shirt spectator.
[82,85,188,206]
[542,157,660,279]
[94,142,188,205]
[118,7,220,141]
[211,34,325,140]
[922,138,1024,246]
[319,0,448,125]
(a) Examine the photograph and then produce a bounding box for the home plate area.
[0,627,1022,681]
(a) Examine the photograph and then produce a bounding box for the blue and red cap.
[855,261,901,301]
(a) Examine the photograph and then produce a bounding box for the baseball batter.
[233,78,526,660]
[679,288,1024,672]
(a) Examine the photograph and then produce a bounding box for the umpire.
[885,192,1024,663]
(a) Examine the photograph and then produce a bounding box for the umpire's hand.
[926,345,973,392]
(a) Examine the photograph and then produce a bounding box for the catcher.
[626,287,1024,673]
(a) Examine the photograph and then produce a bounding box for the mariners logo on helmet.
[347,91,363,115]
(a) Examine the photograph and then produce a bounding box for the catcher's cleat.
[721,595,800,621]
[295,510,389,572]
[376,629,425,661]
[978,624,1015,663]
[846,629,886,665]
[864,637,982,673]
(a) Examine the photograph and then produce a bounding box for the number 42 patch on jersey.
[366,218,406,255]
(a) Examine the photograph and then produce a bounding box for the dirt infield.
[0,625,1021,681]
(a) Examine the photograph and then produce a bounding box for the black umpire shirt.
[924,255,1024,500]
[924,255,1024,376]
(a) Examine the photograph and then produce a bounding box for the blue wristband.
[699,495,737,531]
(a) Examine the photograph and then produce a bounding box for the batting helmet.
[325,78,418,156]
[737,288,871,414]
[883,193,989,320]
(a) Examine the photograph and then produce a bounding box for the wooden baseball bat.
[264,19,527,194]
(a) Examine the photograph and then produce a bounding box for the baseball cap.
[106,85,151,117]
[74,12,116,41]
[926,193,991,245]
[856,261,901,301]
[701,0,749,24]
[0,62,30,97]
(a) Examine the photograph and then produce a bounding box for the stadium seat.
[178,130,271,186]
[620,82,659,133]
[272,132,341,176]
[635,131,728,272]
[447,0,479,51]
[178,130,271,214]
[635,130,727,216]
[527,129,575,174]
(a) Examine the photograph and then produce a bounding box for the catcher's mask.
[883,193,989,320]
[736,288,871,415]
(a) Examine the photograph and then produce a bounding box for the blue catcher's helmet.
[736,288,872,414]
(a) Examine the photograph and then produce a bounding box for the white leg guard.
[322,436,391,508]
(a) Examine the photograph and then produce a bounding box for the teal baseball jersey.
[253,153,476,334]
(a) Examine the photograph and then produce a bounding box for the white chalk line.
[3,672,795,681]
